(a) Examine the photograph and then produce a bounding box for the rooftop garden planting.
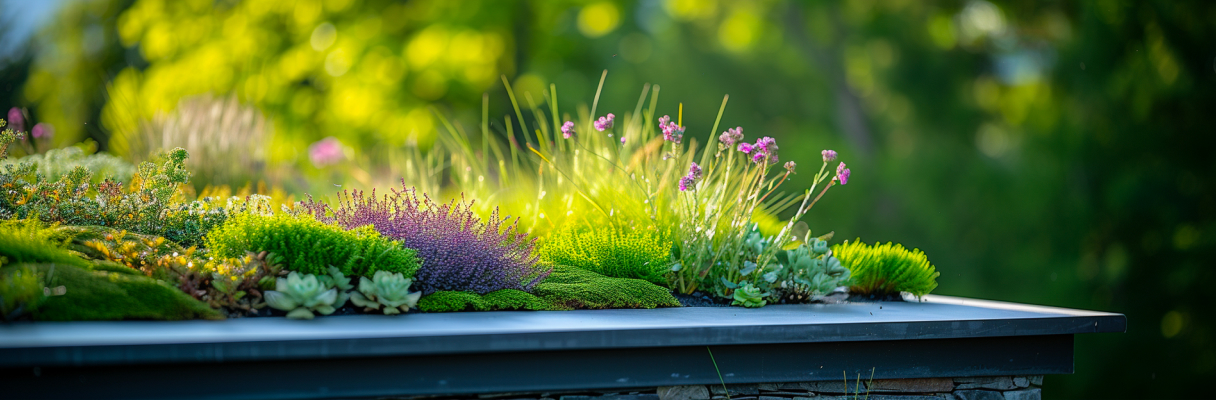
[0,76,940,321]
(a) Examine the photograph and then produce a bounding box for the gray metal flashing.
[0,295,1124,368]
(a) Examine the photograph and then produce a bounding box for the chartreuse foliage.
[418,265,680,312]
[205,213,420,279]
[539,224,671,286]
[418,290,549,313]
[0,219,219,321]
[535,265,680,310]
[832,240,939,297]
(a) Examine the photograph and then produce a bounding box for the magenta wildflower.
[30,123,52,140]
[620,136,626,145]
[678,175,695,191]
[719,126,743,147]
[6,108,23,132]
[561,121,575,139]
[836,162,850,185]
[821,149,837,162]
[658,115,684,144]
[679,162,702,191]
[309,136,345,167]
[744,137,779,164]
[784,161,797,174]
[594,113,615,131]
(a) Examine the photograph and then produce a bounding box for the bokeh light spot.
[578,2,621,38]
[311,22,337,51]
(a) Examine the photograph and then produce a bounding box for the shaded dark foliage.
[300,183,547,294]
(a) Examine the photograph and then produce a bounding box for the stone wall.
[395,376,1043,400]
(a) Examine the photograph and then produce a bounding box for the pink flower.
[309,137,345,167]
[658,115,684,144]
[836,162,850,185]
[688,162,703,180]
[719,126,743,146]
[784,161,797,174]
[594,113,615,131]
[561,121,575,139]
[620,136,626,145]
[737,142,754,154]
[822,149,837,162]
[6,108,23,133]
[31,123,53,139]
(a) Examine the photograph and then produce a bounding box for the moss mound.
[534,265,680,310]
[418,289,549,312]
[0,219,91,269]
[3,262,221,321]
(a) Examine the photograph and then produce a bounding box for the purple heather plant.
[561,121,575,139]
[300,183,548,295]
[678,162,703,191]
[594,113,615,131]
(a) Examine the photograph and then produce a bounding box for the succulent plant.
[264,271,346,319]
[765,237,851,302]
[350,270,422,315]
[731,281,768,308]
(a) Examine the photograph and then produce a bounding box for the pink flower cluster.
[658,115,684,144]
[738,136,779,165]
[678,162,703,191]
[836,161,850,185]
[594,113,615,131]
[561,121,575,139]
[719,126,743,147]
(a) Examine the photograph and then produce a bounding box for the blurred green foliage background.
[2,0,1212,397]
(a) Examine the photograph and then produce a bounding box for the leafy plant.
[264,269,350,320]
[534,265,680,310]
[205,213,420,278]
[0,145,225,246]
[731,282,768,308]
[765,236,851,302]
[350,271,422,315]
[0,146,135,183]
[539,223,671,286]
[0,219,91,269]
[299,184,546,294]
[833,240,939,298]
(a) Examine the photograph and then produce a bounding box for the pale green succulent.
[731,282,768,308]
[264,271,345,319]
[349,271,422,315]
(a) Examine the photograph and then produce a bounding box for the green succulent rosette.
[264,271,345,319]
[349,270,422,315]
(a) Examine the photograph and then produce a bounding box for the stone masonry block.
[657,386,710,400]
[954,377,1017,390]
[867,378,955,393]
[1002,388,1041,400]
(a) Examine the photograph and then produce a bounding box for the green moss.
[0,219,91,269]
[832,240,940,297]
[418,289,549,312]
[534,265,680,310]
[3,262,221,321]
[539,225,671,286]
[205,213,420,278]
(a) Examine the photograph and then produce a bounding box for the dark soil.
[846,292,906,302]
[673,291,732,307]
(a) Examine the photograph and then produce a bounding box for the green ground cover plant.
[205,213,421,279]
[535,265,681,310]
[833,240,939,298]
[539,224,671,286]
